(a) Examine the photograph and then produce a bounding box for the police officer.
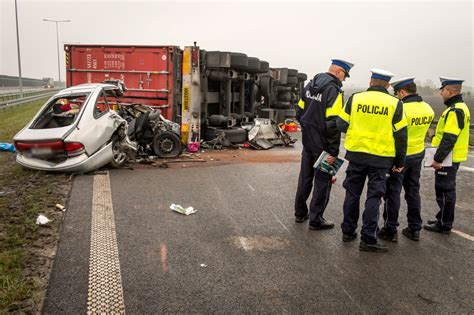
[424,77,471,233]
[294,59,354,230]
[337,69,407,253]
[379,77,434,242]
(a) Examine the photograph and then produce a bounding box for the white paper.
[424,148,452,167]
[36,214,50,225]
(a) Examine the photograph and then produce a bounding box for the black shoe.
[424,223,451,234]
[378,227,398,242]
[359,240,388,253]
[342,232,357,242]
[427,219,438,225]
[295,215,308,223]
[309,218,335,230]
[402,227,420,241]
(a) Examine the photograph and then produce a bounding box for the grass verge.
[0,98,71,313]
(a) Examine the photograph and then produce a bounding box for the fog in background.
[1,0,473,88]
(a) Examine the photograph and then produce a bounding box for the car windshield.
[31,93,90,129]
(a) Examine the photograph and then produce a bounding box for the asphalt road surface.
[43,134,474,314]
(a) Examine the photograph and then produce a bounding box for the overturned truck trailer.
[64,44,307,146]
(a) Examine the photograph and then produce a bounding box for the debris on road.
[247,118,296,149]
[170,204,197,215]
[0,143,16,153]
[200,264,207,268]
[55,204,66,212]
[36,214,51,226]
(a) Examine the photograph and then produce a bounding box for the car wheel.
[109,138,128,168]
[152,131,182,158]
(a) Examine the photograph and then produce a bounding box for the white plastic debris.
[55,204,66,212]
[36,214,50,225]
[170,203,197,216]
[200,264,207,268]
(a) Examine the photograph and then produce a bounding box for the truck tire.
[244,57,260,73]
[273,101,292,109]
[204,126,247,143]
[209,114,228,127]
[230,52,248,69]
[286,76,298,85]
[259,76,273,98]
[297,73,308,81]
[152,131,182,158]
[288,69,298,77]
[276,86,292,92]
[258,61,270,73]
[278,91,292,102]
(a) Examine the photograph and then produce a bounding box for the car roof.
[56,83,118,95]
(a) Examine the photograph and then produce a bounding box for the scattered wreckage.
[13,82,297,173]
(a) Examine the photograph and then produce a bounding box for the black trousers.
[341,162,389,245]
[294,148,333,225]
[434,163,459,230]
[383,158,423,232]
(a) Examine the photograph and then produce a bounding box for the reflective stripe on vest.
[404,101,435,156]
[298,99,305,109]
[431,102,470,162]
[326,92,344,118]
[344,91,405,157]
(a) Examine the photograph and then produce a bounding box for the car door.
[74,87,123,155]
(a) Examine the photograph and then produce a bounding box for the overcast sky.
[1,0,472,87]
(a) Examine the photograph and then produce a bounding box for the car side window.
[94,91,109,118]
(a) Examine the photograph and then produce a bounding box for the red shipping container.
[64,44,182,121]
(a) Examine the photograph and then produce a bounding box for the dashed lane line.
[87,172,125,314]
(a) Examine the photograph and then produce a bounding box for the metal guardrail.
[0,88,60,103]
[0,92,56,109]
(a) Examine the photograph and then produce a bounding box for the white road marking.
[239,236,251,251]
[160,243,168,273]
[452,229,474,241]
[87,173,125,314]
[268,209,290,233]
[459,166,474,172]
[247,183,255,192]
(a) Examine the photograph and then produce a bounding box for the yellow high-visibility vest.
[432,102,470,162]
[339,91,407,157]
[298,92,344,118]
[326,92,344,118]
[404,101,435,156]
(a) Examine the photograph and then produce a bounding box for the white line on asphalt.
[160,243,169,273]
[87,173,125,314]
[468,154,474,158]
[452,229,474,241]
[247,183,255,192]
[239,237,250,251]
[460,166,474,172]
[268,209,290,233]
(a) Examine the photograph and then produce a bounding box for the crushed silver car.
[14,83,137,173]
